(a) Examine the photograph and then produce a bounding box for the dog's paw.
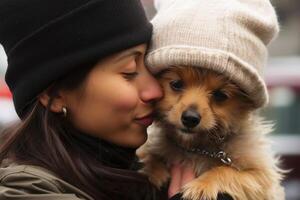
[181,177,220,200]
[181,166,271,200]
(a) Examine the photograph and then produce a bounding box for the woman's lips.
[135,114,154,127]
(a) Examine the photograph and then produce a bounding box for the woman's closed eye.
[119,56,140,80]
[122,71,139,80]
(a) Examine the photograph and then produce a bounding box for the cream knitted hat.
[146,0,279,108]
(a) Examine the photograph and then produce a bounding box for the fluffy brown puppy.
[137,66,285,200]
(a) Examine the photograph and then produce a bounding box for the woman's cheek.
[113,86,139,111]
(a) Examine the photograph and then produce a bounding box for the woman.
[0,0,232,199]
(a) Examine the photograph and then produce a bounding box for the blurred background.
[0,0,300,199]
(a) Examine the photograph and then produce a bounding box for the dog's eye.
[170,80,184,91]
[213,90,228,102]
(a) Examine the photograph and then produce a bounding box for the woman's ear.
[38,90,66,113]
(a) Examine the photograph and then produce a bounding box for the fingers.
[168,163,182,198]
[181,164,195,187]
[168,163,196,198]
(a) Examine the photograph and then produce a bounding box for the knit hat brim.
[146,45,268,108]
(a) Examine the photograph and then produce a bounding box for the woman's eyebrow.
[115,49,143,62]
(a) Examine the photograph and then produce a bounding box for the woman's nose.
[140,73,163,104]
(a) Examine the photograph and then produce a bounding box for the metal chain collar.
[186,148,232,166]
[169,138,233,166]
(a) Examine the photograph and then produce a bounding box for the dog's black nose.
[181,110,201,128]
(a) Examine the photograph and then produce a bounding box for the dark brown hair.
[0,65,161,200]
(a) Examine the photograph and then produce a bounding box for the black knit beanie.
[0,0,152,118]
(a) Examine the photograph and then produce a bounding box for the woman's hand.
[168,162,195,198]
[168,163,234,200]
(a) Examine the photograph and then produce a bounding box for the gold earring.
[62,107,67,117]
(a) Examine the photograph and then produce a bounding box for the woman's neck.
[71,132,139,170]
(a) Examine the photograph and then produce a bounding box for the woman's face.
[63,44,163,148]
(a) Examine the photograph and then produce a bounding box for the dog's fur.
[137,66,285,200]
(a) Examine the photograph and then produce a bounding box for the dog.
[137,66,285,200]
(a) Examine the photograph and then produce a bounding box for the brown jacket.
[0,164,93,200]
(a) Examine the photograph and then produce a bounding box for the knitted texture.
[146,0,279,108]
[0,0,152,118]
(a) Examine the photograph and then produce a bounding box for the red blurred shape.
[0,81,12,99]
